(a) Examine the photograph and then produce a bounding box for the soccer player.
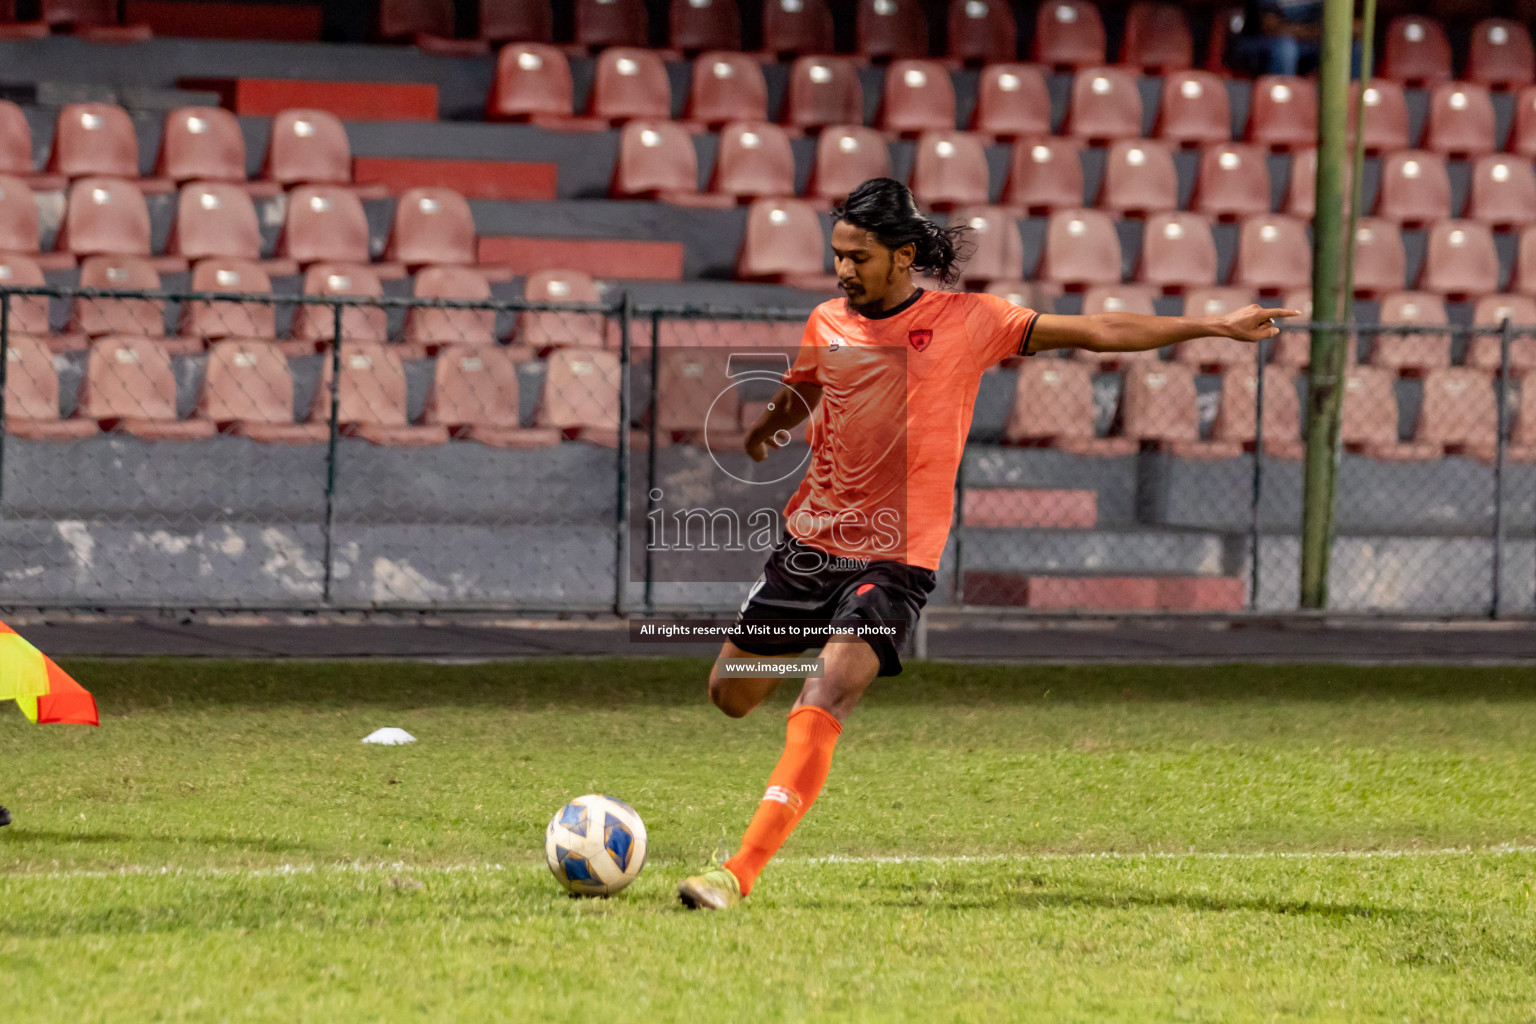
[676,178,1297,910]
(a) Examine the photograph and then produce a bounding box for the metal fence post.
[1492,319,1512,618]
[320,300,344,605]
[614,293,632,615]
[1248,338,1268,610]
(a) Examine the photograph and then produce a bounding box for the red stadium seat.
[277,185,372,268]
[590,48,671,124]
[1375,150,1451,225]
[1081,282,1155,315]
[166,182,263,266]
[1004,360,1136,455]
[1210,365,1303,458]
[1001,137,1083,213]
[1190,143,1270,220]
[1282,147,1355,220]
[1380,15,1453,86]
[1039,208,1121,289]
[1368,290,1450,371]
[262,109,351,186]
[1246,76,1316,151]
[155,107,249,185]
[612,121,711,203]
[4,333,96,441]
[1467,19,1535,90]
[47,103,137,180]
[985,280,1051,312]
[0,253,53,340]
[376,0,453,42]
[55,177,152,260]
[1098,139,1177,216]
[1348,79,1409,154]
[1465,294,1536,372]
[711,122,796,201]
[687,52,768,127]
[69,255,163,342]
[950,206,1022,285]
[480,0,554,43]
[384,187,477,266]
[1119,2,1192,73]
[199,339,327,443]
[762,0,832,57]
[1348,217,1407,297]
[1340,366,1437,459]
[535,347,622,444]
[670,0,739,53]
[735,198,831,288]
[290,264,389,352]
[309,341,448,446]
[1064,66,1141,141]
[575,0,647,49]
[653,349,742,441]
[783,57,862,132]
[1510,225,1536,295]
[970,64,1050,140]
[947,0,1016,65]
[0,174,42,258]
[1137,211,1217,292]
[425,343,559,448]
[1175,287,1256,365]
[0,100,45,182]
[857,0,927,61]
[1419,220,1499,298]
[1416,367,1497,460]
[178,258,275,344]
[1230,214,1310,293]
[1033,0,1105,70]
[808,126,890,205]
[1466,154,1536,227]
[1509,86,1536,158]
[81,336,216,440]
[879,60,956,136]
[1155,70,1232,147]
[403,265,495,355]
[487,43,574,122]
[1422,82,1497,157]
[1122,362,1242,456]
[909,131,989,210]
[517,269,606,351]
[1270,287,1314,368]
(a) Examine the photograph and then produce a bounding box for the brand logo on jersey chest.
[908,329,933,352]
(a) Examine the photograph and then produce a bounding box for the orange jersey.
[780,289,1038,570]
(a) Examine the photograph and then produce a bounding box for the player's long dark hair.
[831,178,975,288]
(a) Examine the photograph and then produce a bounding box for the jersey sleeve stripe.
[1016,310,1040,357]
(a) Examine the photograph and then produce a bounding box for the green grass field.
[3,657,1535,1022]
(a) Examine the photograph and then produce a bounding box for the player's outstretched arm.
[745,381,824,462]
[1026,304,1302,356]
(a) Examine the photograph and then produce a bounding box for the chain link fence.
[0,279,1531,618]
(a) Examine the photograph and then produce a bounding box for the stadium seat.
[574,0,647,49]
[155,107,251,186]
[653,349,741,441]
[1230,214,1310,293]
[909,131,989,209]
[762,0,832,57]
[879,60,956,136]
[1422,82,1497,156]
[46,103,138,181]
[1119,2,1192,72]
[1001,137,1083,213]
[1190,143,1270,220]
[950,206,1022,284]
[1173,287,1256,367]
[1269,287,1314,368]
[1368,290,1451,371]
[1033,0,1105,70]
[947,0,1016,65]
[808,126,891,205]
[290,263,389,352]
[783,57,863,132]
[516,269,606,351]
[3,333,96,440]
[1003,360,1136,454]
[166,182,266,267]
[1064,67,1141,141]
[80,336,216,440]
[613,121,713,204]
[1466,154,1536,227]
[687,52,768,127]
[0,253,53,341]
[1375,150,1451,225]
[384,187,478,267]
[1210,365,1303,458]
[1099,139,1178,216]
[670,0,739,53]
[1416,367,1497,460]
[970,64,1050,140]
[1246,76,1316,151]
[985,279,1052,313]
[487,43,574,122]
[1510,224,1536,295]
[277,186,374,269]
[535,346,622,444]
[1071,283,1159,363]
[0,100,55,187]
[1511,376,1536,458]
[1509,86,1536,158]
[1467,19,1535,89]
[1349,79,1410,154]
[857,0,928,61]
[1039,208,1121,288]
[1340,366,1436,459]
[199,338,328,443]
[590,48,671,124]
[1121,362,1242,457]
[178,258,275,344]
[1349,218,1408,298]
[1138,212,1217,292]
[1465,296,1536,372]
[401,265,495,356]
[1155,70,1232,147]
[1379,15,1453,86]
[309,341,448,446]
[1418,219,1500,297]
[376,0,454,44]
[736,198,832,288]
[425,343,559,448]
[262,110,352,186]
[55,177,155,263]
[0,174,43,261]
[479,0,554,43]
[710,122,796,201]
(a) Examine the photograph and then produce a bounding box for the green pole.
[1299,0,1361,609]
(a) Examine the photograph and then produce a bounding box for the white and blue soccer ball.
[544,794,648,897]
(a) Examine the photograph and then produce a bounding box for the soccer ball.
[544,794,648,897]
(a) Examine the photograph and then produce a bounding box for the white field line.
[7,844,1536,882]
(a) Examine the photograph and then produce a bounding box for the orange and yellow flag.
[0,622,97,726]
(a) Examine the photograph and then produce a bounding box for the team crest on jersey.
[908,329,933,352]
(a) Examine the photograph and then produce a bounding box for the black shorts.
[728,534,937,677]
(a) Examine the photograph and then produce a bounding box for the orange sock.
[724,704,842,896]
